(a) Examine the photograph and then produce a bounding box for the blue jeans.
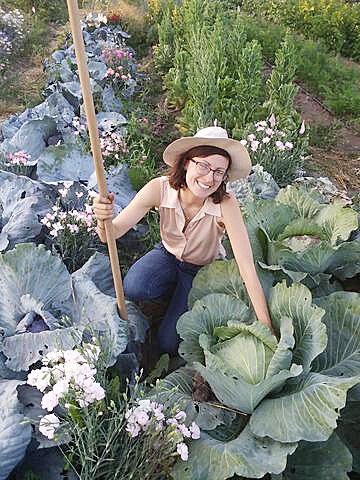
[123,242,201,356]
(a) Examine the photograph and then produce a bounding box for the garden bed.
[0,1,360,479]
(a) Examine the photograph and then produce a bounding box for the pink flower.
[269,114,276,127]
[251,140,260,151]
[299,120,306,135]
[275,140,285,151]
[285,141,293,149]
[262,136,271,144]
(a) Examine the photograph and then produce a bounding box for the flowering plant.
[0,8,28,74]
[27,339,200,479]
[27,342,105,440]
[239,114,308,186]
[41,188,99,272]
[100,130,129,169]
[0,150,37,176]
[101,46,136,97]
[71,115,128,170]
[126,398,200,462]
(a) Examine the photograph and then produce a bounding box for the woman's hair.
[167,145,231,203]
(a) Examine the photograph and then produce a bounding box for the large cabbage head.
[167,260,360,480]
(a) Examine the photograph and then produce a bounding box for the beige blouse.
[158,176,226,265]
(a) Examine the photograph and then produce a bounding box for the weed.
[309,122,341,148]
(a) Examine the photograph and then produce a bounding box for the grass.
[309,121,341,149]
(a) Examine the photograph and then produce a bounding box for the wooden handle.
[66,0,128,320]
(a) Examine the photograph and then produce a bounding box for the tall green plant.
[154,4,176,73]
[178,27,221,133]
[263,33,300,130]
[231,39,264,131]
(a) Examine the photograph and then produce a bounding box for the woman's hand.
[92,192,114,242]
[93,192,115,222]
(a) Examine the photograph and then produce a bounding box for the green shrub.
[263,32,300,130]
[242,0,360,61]
[0,0,68,23]
[241,15,360,118]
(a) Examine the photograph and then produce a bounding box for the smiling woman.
[93,126,274,355]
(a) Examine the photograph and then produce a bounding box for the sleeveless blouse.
[158,176,226,265]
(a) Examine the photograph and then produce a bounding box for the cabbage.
[155,260,360,479]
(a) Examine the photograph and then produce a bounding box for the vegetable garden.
[0,0,360,479]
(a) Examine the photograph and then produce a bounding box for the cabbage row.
[0,15,148,479]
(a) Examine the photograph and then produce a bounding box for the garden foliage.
[242,0,360,61]
[153,259,360,479]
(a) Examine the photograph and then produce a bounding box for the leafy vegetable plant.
[154,260,360,479]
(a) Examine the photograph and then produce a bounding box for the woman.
[93,126,273,355]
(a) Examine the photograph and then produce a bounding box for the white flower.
[247,134,256,142]
[275,141,285,151]
[256,126,265,131]
[265,128,274,136]
[177,423,191,438]
[39,414,60,439]
[52,379,69,397]
[189,422,201,439]
[137,399,152,411]
[174,411,187,422]
[27,367,51,392]
[255,121,267,127]
[43,350,64,366]
[240,139,247,146]
[262,136,271,144]
[269,114,276,127]
[126,422,141,438]
[75,191,84,198]
[251,140,260,152]
[285,141,294,149]
[177,442,189,461]
[63,350,86,365]
[133,409,150,426]
[41,390,59,412]
[299,120,306,135]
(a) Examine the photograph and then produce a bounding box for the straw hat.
[163,126,251,181]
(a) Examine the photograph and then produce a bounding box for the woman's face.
[184,154,229,200]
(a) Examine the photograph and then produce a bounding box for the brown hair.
[167,145,231,204]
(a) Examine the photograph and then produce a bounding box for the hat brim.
[163,136,251,181]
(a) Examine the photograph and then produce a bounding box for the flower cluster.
[6,150,31,165]
[101,47,135,92]
[107,13,122,25]
[100,130,128,167]
[240,114,308,186]
[27,343,105,439]
[240,115,304,153]
[126,399,200,462]
[41,199,96,238]
[0,8,27,73]
[85,12,108,29]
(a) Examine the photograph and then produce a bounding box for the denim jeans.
[123,242,201,356]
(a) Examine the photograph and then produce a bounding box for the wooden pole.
[66,0,128,320]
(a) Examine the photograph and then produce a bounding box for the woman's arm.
[221,193,274,331]
[93,177,161,243]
